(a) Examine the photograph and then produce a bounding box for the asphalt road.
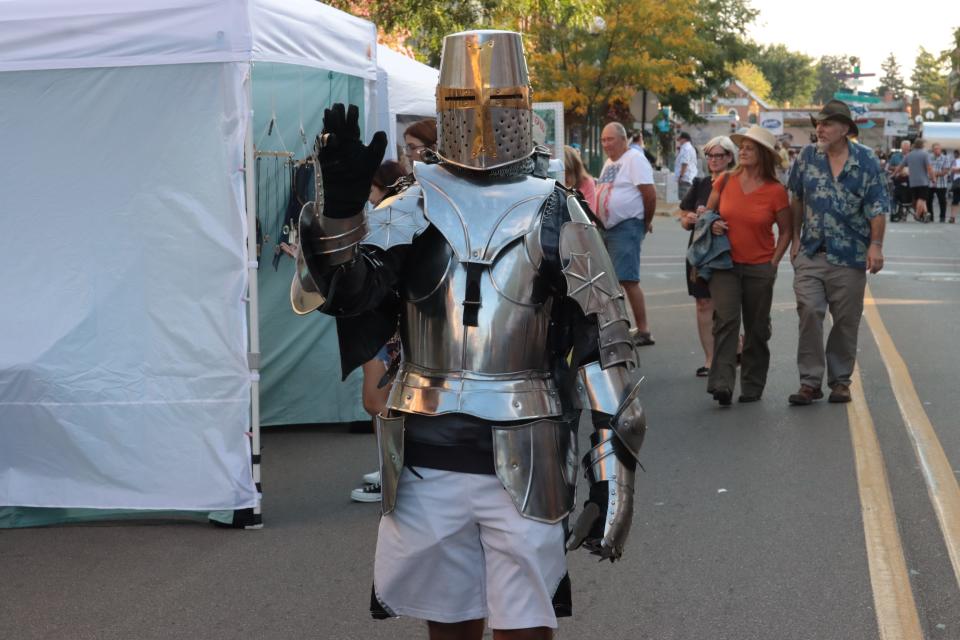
[3,216,960,640]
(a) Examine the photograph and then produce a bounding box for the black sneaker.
[350,483,381,503]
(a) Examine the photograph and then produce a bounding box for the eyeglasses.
[705,152,730,159]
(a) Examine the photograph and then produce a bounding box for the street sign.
[834,92,881,104]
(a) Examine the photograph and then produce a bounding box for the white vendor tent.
[0,0,377,525]
[375,45,439,161]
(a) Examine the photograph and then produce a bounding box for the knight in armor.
[292,30,647,639]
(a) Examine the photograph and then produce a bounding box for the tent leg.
[244,63,264,529]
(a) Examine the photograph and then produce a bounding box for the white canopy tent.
[375,45,439,161]
[0,0,377,522]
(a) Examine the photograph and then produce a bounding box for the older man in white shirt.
[675,131,698,200]
[596,122,658,346]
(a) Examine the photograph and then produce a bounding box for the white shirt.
[596,148,654,228]
[674,140,698,183]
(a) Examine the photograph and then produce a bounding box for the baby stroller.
[890,178,913,222]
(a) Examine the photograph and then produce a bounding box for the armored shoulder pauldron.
[559,196,636,370]
[362,184,429,251]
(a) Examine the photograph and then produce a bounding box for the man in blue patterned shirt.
[786,100,887,405]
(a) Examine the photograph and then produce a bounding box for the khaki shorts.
[373,468,567,630]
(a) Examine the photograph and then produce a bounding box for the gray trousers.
[707,262,777,396]
[792,252,866,389]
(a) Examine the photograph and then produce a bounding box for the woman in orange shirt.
[704,126,792,406]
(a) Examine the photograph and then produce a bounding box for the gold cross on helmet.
[435,30,535,170]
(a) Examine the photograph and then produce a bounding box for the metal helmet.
[435,30,534,170]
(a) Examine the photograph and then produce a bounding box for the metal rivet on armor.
[607,351,614,357]
[472,250,479,257]
[513,401,521,408]
[390,454,397,461]
[511,462,519,469]
[405,394,412,401]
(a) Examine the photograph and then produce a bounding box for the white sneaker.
[350,483,381,503]
[362,470,380,485]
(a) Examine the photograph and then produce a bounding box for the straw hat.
[730,125,782,167]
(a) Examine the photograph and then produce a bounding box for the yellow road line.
[847,365,923,640]
[863,283,960,590]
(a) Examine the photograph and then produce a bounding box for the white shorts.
[373,468,567,630]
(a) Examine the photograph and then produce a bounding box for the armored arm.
[558,195,645,561]
[290,103,391,316]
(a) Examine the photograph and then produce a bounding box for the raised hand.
[314,103,387,218]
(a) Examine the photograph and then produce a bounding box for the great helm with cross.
[435,30,535,170]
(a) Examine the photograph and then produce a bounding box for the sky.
[747,0,959,92]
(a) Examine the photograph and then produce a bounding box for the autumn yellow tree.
[730,61,771,103]
[524,0,710,168]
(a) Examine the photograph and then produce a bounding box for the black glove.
[315,103,387,218]
[565,481,610,556]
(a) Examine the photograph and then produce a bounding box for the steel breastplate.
[387,164,561,421]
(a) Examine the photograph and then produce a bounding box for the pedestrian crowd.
[567,99,886,409]
[878,138,960,223]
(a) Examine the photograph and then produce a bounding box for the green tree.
[877,53,906,100]
[911,46,950,105]
[327,0,601,66]
[944,26,960,102]
[748,44,816,106]
[812,54,852,105]
[326,0,496,64]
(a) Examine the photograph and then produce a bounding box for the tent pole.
[244,63,264,529]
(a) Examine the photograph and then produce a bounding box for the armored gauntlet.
[567,427,637,560]
[559,194,646,560]
[292,104,387,313]
[313,103,387,218]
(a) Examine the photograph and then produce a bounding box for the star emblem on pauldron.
[365,199,423,248]
[564,251,613,315]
